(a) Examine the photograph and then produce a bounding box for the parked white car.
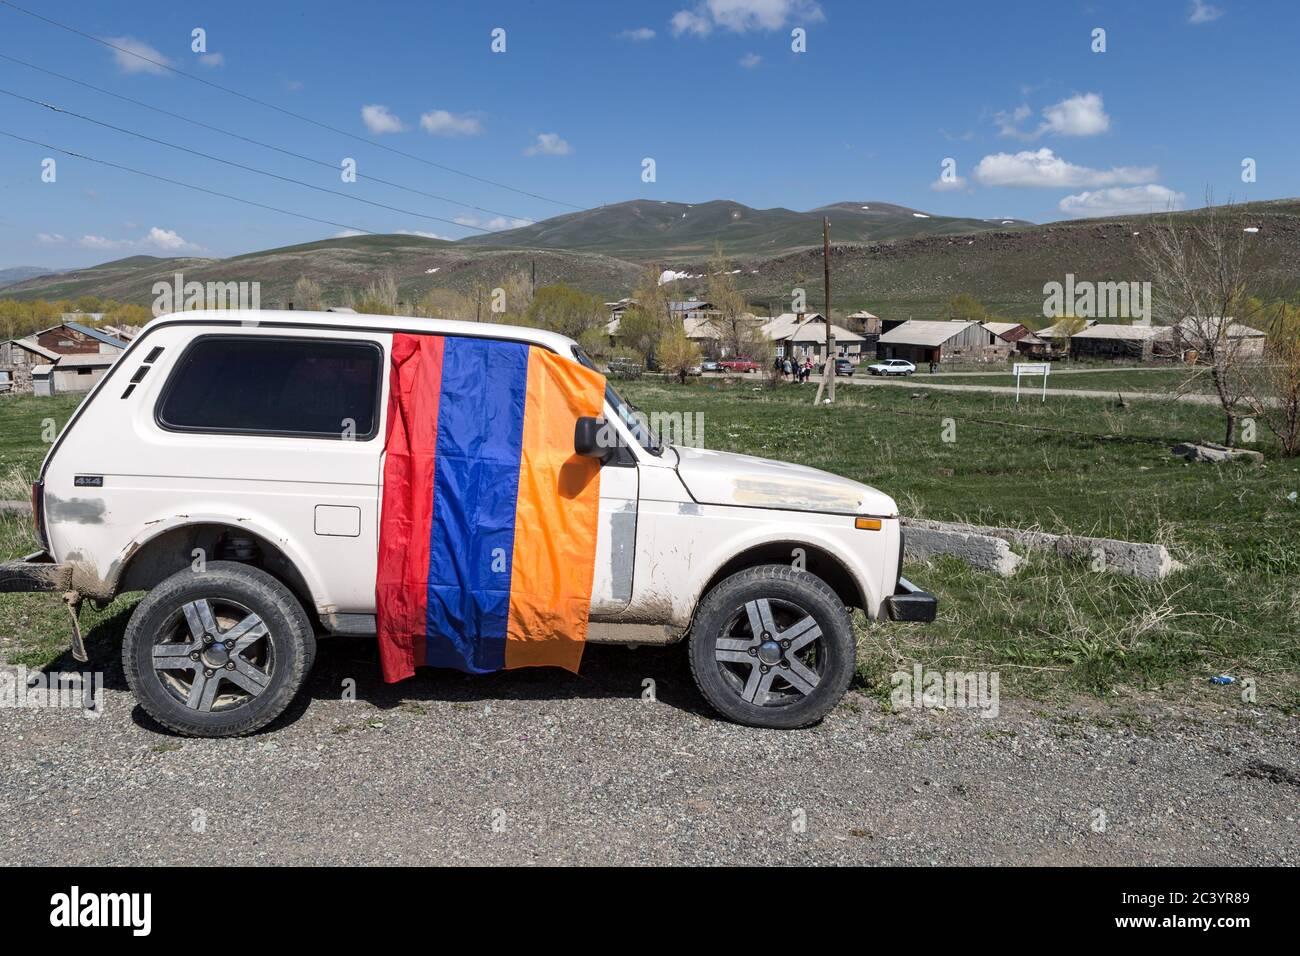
[2,311,935,736]
[867,359,917,376]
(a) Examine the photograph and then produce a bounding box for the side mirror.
[574,416,610,460]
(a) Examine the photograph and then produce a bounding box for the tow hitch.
[0,551,87,662]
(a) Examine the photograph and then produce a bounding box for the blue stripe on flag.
[424,337,529,673]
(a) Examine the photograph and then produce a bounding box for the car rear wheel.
[688,565,855,729]
[123,562,316,737]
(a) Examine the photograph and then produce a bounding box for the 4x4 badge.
[74,475,103,487]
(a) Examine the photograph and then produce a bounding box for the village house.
[669,299,721,324]
[1,322,128,396]
[29,321,129,356]
[846,310,883,334]
[761,312,865,363]
[982,321,1048,357]
[45,352,118,395]
[1169,318,1266,361]
[876,320,1012,365]
[1068,323,1172,361]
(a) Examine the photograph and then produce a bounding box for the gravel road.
[2,637,1296,866]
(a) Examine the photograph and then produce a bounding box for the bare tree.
[1242,299,1300,456]
[706,244,750,357]
[1139,199,1269,446]
[292,275,324,311]
[357,272,399,315]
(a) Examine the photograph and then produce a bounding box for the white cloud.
[76,227,201,252]
[332,229,366,238]
[1040,93,1110,136]
[1188,0,1223,24]
[198,52,224,67]
[1058,185,1186,218]
[523,132,572,156]
[671,0,824,36]
[972,148,1157,188]
[105,36,172,75]
[929,175,968,192]
[454,215,534,230]
[360,104,406,135]
[142,227,197,251]
[994,104,1032,138]
[739,52,762,68]
[618,27,656,40]
[671,9,713,35]
[419,109,483,137]
[996,93,1110,139]
[396,229,449,239]
[36,233,66,244]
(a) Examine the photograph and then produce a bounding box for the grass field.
[2,383,1297,711]
[917,368,1217,393]
[618,378,1300,710]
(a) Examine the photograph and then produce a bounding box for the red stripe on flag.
[376,333,445,682]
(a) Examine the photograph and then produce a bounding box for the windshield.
[571,347,663,455]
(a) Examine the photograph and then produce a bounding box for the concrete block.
[903,525,1023,576]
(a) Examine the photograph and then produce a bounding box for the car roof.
[143,309,581,354]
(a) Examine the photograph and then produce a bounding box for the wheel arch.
[110,521,316,617]
[696,540,867,616]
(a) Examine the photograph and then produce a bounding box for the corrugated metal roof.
[1037,319,1097,338]
[54,352,118,368]
[760,313,863,342]
[876,320,978,347]
[1173,317,1265,338]
[11,337,60,360]
[1071,324,1171,341]
[62,322,129,349]
[982,322,1023,336]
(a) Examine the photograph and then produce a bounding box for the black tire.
[688,565,855,729]
[122,562,316,737]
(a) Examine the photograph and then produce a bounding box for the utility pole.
[814,216,836,404]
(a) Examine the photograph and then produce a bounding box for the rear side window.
[157,336,383,440]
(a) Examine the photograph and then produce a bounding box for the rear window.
[157,336,383,439]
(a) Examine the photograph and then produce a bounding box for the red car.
[718,358,761,373]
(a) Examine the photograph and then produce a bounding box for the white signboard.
[1013,362,1050,402]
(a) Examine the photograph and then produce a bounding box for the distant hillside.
[741,199,1300,320]
[2,235,643,307]
[6,199,1298,323]
[0,266,54,289]
[458,198,1033,259]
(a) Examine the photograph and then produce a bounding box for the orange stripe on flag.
[504,348,605,671]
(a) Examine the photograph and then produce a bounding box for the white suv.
[2,310,934,736]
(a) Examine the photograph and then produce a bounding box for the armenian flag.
[376,333,605,682]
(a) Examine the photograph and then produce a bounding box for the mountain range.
[5,199,1299,321]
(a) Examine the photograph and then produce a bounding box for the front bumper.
[0,551,72,593]
[885,576,938,622]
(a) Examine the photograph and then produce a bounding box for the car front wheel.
[123,562,316,737]
[689,565,855,729]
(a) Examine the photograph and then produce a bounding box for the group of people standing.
[774,355,815,383]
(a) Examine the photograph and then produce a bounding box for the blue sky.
[1,0,1296,269]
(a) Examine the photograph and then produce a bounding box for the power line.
[0,87,491,232]
[0,128,376,236]
[0,0,583,210]
[0,51,536,225]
